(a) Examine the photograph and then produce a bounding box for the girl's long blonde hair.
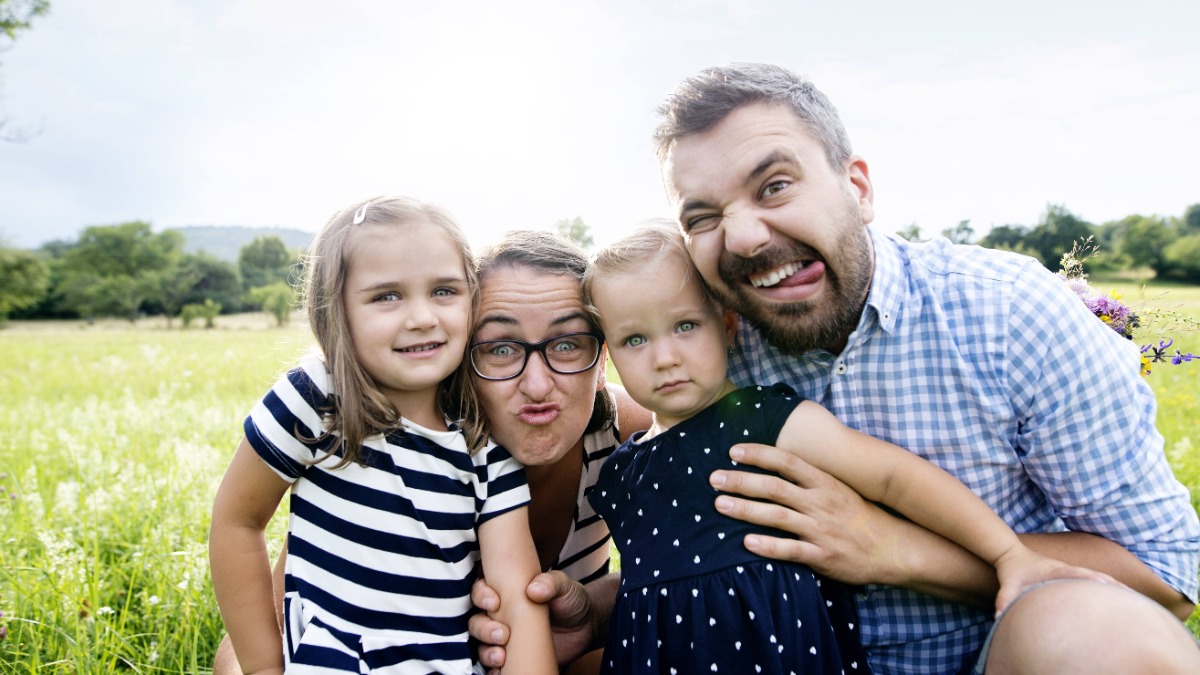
[301,195,480,467]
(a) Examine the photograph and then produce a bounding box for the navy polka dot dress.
[589,385,870,674]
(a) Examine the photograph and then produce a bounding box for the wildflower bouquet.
[1059,240,1196,376]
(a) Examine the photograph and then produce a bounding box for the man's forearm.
[869,512,999,607]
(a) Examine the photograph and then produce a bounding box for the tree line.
[0,221,299,326]
[3,204,1199,327]
[899,202,1200,280]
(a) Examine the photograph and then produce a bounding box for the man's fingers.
[729,442,826,487]
[714,489,813,535]
[479,644,505,672]
[742,532,824,564]
[526,571,567,605]
[470,577,500,613]
[467,612,509,647]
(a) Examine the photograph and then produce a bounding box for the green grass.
[0,321,313,672]
[0,279,1198,670]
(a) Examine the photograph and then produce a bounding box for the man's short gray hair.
[653,62,852,169]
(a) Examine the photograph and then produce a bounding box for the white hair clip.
[352,202,370,225]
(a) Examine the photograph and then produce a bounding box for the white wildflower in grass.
[97,606,115,616]
[147,595,160,607]
[35,529,86,588]
[54,480,82,513]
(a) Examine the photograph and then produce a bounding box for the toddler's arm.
[779,402,1115,615]
[209,436,291,674]
[477,507,557,675]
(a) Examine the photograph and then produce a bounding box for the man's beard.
[713,206,872,355]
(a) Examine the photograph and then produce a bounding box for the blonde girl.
[209,196,554,675]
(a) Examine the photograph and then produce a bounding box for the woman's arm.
[477,507,557,675]
[209,436,291,675]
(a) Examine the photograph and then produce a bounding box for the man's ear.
[846,155,875,226]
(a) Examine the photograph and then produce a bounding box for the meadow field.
[1,281,1198,672]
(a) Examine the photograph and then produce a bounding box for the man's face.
[662,102,876,354]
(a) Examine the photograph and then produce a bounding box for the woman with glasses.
[213,230,650,675]
[464,230,650,675]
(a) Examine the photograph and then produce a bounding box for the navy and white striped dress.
[245,354,530,674]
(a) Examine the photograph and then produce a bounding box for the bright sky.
[2,0,1198,252]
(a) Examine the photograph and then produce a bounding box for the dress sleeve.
[475,441,531,525]
[243,354,338,483]
[1006,261,1200,600]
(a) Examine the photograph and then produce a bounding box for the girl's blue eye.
[624,335,646,347]
[433,287,456,297]
[376,291,400,302]
[677,321,697,333]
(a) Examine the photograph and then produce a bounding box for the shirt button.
[835,362,848,375]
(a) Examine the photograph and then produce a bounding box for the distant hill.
[169,226,314,263]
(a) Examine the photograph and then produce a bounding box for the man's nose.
[723,209,771,259]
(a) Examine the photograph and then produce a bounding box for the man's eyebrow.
[677,149,799,219]
[746,149,797,187]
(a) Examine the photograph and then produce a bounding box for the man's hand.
[710,442,912,585]
[470,571,599,674]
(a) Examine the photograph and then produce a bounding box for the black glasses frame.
[470,331,603,381]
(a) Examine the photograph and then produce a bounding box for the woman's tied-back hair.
[653,62,852,170]
[302,195,480,467]
[582,218,718,318]
[461,230,615,447]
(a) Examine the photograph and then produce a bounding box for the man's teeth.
[751,262,803,288]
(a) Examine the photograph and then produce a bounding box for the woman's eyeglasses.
[470,332,602,381]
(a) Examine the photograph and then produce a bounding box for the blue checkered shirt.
[727,229,1200,674]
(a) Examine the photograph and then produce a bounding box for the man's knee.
[984,580,1200,675]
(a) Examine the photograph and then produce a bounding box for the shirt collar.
[861,227,904,338]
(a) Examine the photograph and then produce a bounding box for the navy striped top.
[246,354,529,674]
